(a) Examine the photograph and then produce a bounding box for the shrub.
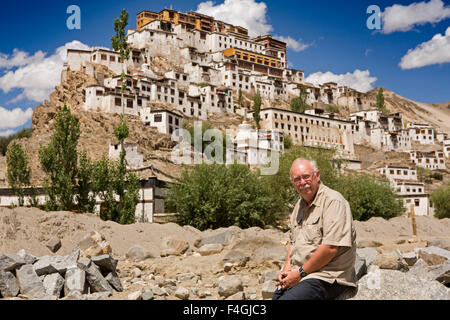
[431,187,450,219]
[335,173,404,221]
[167,163,280,230]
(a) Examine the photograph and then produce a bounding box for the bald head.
[290,158,321,204]
[290,159,318,176]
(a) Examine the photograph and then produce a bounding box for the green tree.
[111,9,131,115]
[6,141,31,206]
[431,187,450,219]
[76,151,97,213]
[238,88,243,109]
[325,104,339,114]
[1,128,32,156]
[92,116,139,224]
[335,173,404,221]
[291,88,310,113]
[283,133,293,150]
[253,90,262,129]
[376,88,389,113]
[39,104,80,211]
[167,163,280,230]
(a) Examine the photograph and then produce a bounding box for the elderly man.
[273,158,356,300]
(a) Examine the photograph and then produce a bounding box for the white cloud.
[196,0,273,38]
[274,36,313,52]
[0,106,33,130]
[0,40,91,103]
[399,27,450,69]
[382,0,450,34]
[0,129,14,137]
[305,69,377,93]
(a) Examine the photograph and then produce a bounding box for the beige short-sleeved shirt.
[289,183,357,287]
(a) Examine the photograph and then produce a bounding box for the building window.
[115,98,121,107]
[154,114,162,122]
[127,99,133,108]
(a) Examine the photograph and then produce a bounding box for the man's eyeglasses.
[291,172,315,184]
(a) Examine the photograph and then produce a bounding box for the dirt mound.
[1,207,449,300]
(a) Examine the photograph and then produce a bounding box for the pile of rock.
[0,232,123,300]
[340,244,450,300]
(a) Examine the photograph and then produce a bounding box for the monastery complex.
[31,8,449,219]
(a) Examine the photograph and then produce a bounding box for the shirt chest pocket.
[301,213,322,245]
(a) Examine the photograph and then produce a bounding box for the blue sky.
[0,0,449,136]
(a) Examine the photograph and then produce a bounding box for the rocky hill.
[0,207,449,300]
[367,88,450,134]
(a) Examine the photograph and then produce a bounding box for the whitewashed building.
[378,165,418,182]
[252,107,355,157]
[109,140,144,169]
[378,164,431,216]
[410,150,446,170]
[141,107,183,135]
[407,123,435,145]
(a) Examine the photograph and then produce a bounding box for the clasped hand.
[277,269,301,290]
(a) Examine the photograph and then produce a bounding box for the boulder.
[428,261,450,286]
[175,287,190,300]
[32,256,60,276]
[142,291,154,300]
[16,264,46,298]
[0,270,20,297]
[128,290,142,300]
[195,228,242,248]
[43,273,65,297]
[160,237,189,257]
[17,250,37,265]
[426,238,450,251]
[355,254,368,280]
[356,248,378,267]
[105,271,123,292]
[0,254,26,272]
[350,267,450,300]
[79,263,114,293]
[261,280,277,300]
[64,267,86,295]
[417,247,450,266]
[374,252,409,272]
[197,244,224,256]
[402,252,417,266]
[222,250,250,267]
[231,236,287,262]
[91,255,118,273]
[259,270,279,284]
[78,231,112,258]
[225,291,245,300]
[126,245,157,261]
[217,275,243,298]
[46,237,62,253]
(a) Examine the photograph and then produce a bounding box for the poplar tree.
[111,8,131,115]
[253,90,262,129]
[39,104,80,211]
[6,141,31,206]
[238,88,243,109]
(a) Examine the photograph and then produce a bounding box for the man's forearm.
[301,245,338,274]
[283,244,293,271]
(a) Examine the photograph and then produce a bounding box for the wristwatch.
[298,267,308,278]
